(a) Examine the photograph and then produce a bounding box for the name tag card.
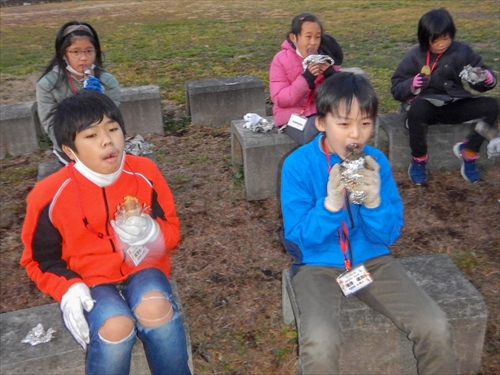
[336,264,373,296]
[127,245,150,266]
[287,113,308,131]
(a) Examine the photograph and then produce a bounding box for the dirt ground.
[1,74,499,374]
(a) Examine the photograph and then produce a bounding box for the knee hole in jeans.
[134,290,173,328]
[98,315,135,342]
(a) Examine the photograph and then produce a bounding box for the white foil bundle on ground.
[340,144,367,204]
[459,65,487,85]
[21,323,56,346]
[124,135,154,156]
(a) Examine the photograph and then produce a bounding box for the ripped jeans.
[84,268,191,375]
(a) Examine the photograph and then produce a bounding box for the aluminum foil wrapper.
[124,135,154,156]
[302,54,334,71]
[340,145,366,204]
[21,323,56,346]
[459,65,487,85]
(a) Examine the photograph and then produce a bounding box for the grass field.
[1,0,499,112]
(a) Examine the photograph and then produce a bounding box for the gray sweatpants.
[291,255,457,375]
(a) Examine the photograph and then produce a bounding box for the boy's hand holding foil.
[352,156,381,208]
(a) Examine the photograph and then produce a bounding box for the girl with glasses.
[36,21,120,165]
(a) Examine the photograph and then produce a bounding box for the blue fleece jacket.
[281,133,403,269]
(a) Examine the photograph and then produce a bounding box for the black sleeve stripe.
[32,203,80,280]
[151,189,166,221]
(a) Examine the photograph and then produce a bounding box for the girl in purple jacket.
[269,13,343,145]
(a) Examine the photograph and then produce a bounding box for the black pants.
[407,96,499,157]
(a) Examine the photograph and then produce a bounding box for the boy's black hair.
[54,90,125,151]
[287,12,323,41]
[417,8,456,52]
[38,21,105,89]
[315,72,378,121]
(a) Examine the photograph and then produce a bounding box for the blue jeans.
[84,268,191,375]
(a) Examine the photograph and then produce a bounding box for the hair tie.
[63,24,93,37]
[299,17,305,21]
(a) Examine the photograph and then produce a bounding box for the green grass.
[0,0,499,113]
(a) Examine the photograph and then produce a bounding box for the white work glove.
[60,282,94,350]
[487,137,500,158]
[243,113,264,128]
[325,164,345,212]
[110,214,159,246]
[352,156,381,209]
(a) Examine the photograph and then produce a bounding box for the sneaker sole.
[453,143,476,183]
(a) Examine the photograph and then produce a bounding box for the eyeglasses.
[65,49,96,58]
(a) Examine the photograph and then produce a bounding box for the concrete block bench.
[186,75,266,127]
[0,85,164,160]
[0,280,193,375]
[231,118,297,200]
[0,101,38,159]
[282,254,487,375]
[376,113,496,171]
[119,85,164,135]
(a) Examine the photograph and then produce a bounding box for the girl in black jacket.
[391,8,498,184]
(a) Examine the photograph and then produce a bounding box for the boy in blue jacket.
[281,72,457,375]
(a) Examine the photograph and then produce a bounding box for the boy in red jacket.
[21,91,191,375]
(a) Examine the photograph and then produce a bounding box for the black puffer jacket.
[391,40,496,104]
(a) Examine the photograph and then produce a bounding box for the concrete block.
[377,114,496,171]
[0,101,38,158]
[186,75,266,127]
[119,85,164,135]
[282,254,487,375]
[1,280,193,375]
[231,118,297,200]
[37,160,63,181]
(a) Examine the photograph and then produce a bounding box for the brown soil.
[1,84,499,374]
[0,2,499,366]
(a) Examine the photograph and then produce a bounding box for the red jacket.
[20,155,180,302]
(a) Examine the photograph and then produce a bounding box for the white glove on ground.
[325,164,345,212]
[60,282,94,350]
[110,214,159,246]
[487,137,500,158]
[352,156,381,209]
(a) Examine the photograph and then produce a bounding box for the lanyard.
[300,88,316,115]
[322,137,353,270]
[425,50,442,73]
[68,73,78,94]
[68,163,114,240]
[338,222,352,270]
